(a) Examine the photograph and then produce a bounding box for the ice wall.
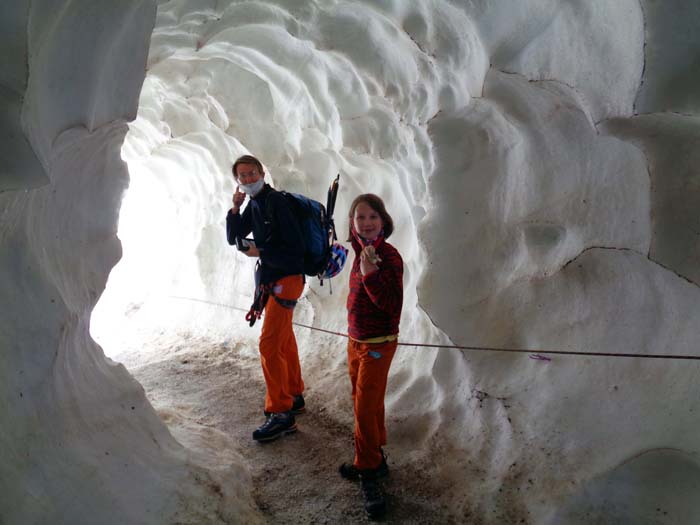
[2,0,700,523]
[0,1,259,523]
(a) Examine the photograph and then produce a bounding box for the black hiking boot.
[360,474,387,519]
[264,394,305,417]
[252,412,297,442]
[339,450,389,481]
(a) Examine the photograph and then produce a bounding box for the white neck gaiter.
[240,179,264,196]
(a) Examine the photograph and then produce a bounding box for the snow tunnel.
[3,1,700,523]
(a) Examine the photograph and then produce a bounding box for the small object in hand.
[236,237,255,252]
[363,245,382,265]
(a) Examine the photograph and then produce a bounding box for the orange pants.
[259,274,305,413]
[347,338,397,470]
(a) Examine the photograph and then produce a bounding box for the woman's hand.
[244,246,260,258]
[231,186,246,213]
[360,246,380,275]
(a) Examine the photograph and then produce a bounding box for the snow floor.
[120,332,472,523]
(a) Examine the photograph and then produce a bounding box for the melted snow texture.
[2,0,700,523]
[0,1,260,524]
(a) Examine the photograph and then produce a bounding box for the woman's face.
[235,162,263,184]
[353,201,383,240]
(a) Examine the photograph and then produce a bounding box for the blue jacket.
[226,184,305,284]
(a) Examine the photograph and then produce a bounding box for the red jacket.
[347,235,403,341]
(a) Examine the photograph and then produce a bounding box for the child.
[339,194,404,519]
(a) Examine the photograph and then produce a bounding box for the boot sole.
[263,407,306,417]
[253,424,298,442]
[340,464,389,481]
[366,506,386,520]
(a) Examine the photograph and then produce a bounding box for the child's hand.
[360,246,381,275]
[362,246,382,265]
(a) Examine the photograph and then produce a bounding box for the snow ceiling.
[2,0,700,523]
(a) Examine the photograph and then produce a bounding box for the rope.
[167,295,700,361]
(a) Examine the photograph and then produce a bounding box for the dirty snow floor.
[116,333,461,524]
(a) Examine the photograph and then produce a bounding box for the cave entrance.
[88,118,256,364]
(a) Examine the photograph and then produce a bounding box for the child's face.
[353,202,383,240]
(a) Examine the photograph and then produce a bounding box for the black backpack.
[244,176,341,326]
[267,175,340,281]
[254,174,340,285]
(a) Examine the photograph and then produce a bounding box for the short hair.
[347,193,395,241]
[232,155,264,179]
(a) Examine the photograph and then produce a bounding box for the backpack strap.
[261,189,278,245]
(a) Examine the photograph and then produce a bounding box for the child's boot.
[360,473,386,519]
